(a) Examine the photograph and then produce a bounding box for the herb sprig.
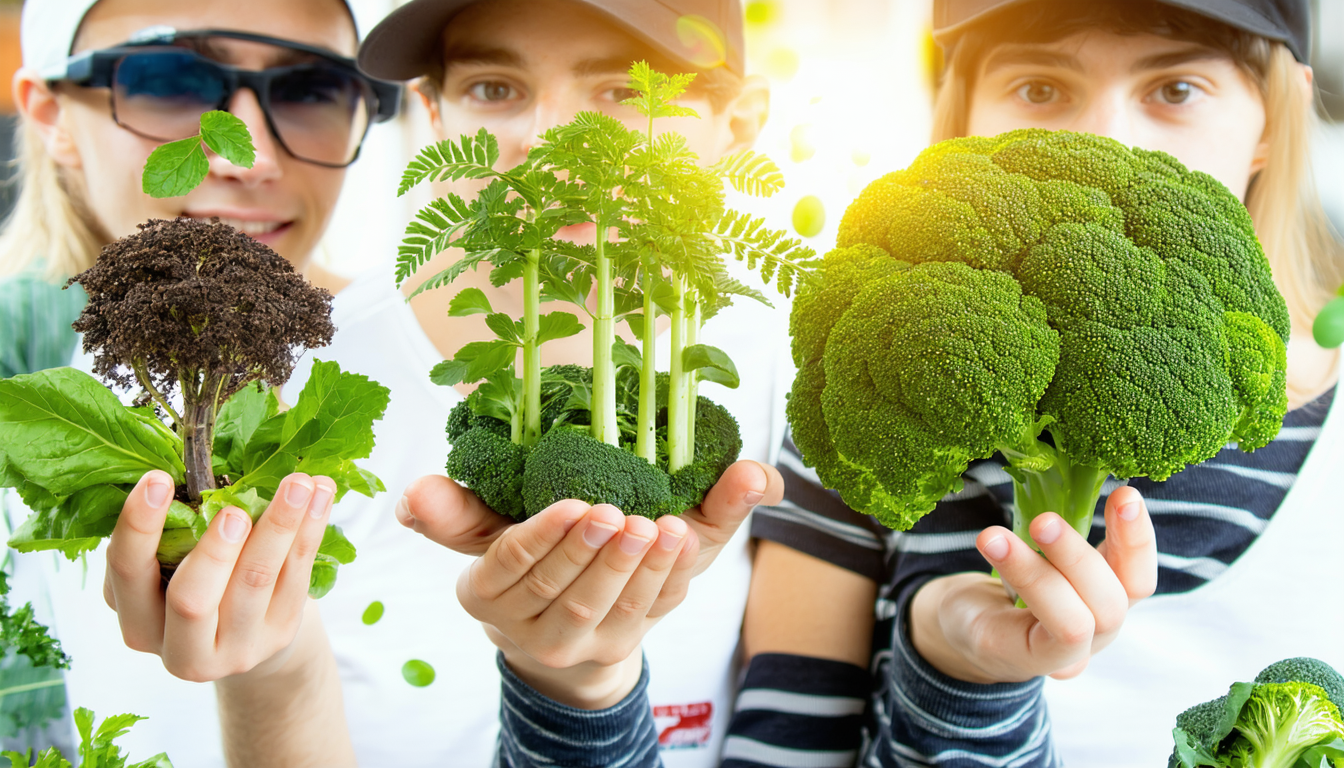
[141,111,255,199]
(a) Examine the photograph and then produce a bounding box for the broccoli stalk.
[521,221,543,447]
[1005,438,1109,543]
[590,213,620,446]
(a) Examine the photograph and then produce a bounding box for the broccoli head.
[790,128,1290,535]
[522,427,675,519]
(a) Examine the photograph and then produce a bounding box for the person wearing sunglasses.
[1,0,396,764]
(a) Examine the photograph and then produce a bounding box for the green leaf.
[1,751,32,768]
[402,659,436,687]
[127,754,173,768]
[0,368,185,495]
[1214,682,1255,744]
[198,486,264,525]
[8,484,131,561]
[74,708,94,756]
[626,313,647,340]
[711,151,785,197]
[235,361,390,501]
[467,374,522,425]
[536,312,584,345]
[683,344,740,389]
[362,601,384,626]
[93,712,148,746]
[199,111,255,169]
[612,338,643,372]
[213,383,278,477]
[1171,727,1221,768]
[294,456,385,501]
[142,137,209,199]
[453,341,517,384]
[485,313,522,344]
[447,288,494,317]
[429,359,470,388]
[318,524,357,564]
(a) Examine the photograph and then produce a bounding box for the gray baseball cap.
[358,0,745,81]
[933,0,1311,62]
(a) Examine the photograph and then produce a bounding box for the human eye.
[466,80,520,104]
[1013,80,1061,105]
[1150,79,1205,105]
[606,86,641,103]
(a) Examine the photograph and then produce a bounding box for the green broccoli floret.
[1256,658,1344,712]
[667,397,743,511]
[445,428,530,520]
[790,128,1290,538]
[1226,683,1344,768]
[522,427,675,519]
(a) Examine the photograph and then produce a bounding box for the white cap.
[20,0,363,80]
[20,0,101,76]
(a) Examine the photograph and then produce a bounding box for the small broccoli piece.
[446,400,510,446]
[667,397,743,511]
[1256,658,1344,710]
[522,428,674,519]
[446,428,530,520]
[1227,682,1344,768]
[1170,694,1236,768]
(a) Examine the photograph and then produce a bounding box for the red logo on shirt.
[653,701,713,748]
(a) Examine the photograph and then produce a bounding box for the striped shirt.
[495,388,1333,767]
[0,269,86,379]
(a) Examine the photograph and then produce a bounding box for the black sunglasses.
[48,28,403,168]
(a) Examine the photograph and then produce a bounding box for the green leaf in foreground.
[0,572,70,671]
[683,344,741,389]
[199,111,256,169]
[141,137,209,199]
[308,525,357,599]
[402,659,436,687]
[361,601,384,625]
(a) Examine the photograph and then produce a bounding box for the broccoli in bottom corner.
[1171,657,1344,768]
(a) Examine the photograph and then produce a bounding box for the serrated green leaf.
[485,313,522,344]
[454,341,517,384]
[447,288,493,317]
[142,137,209,198]
[429,359,470,387]
[199,111,255,169]
[535,312,584,345]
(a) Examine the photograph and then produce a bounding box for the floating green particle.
[792,196,825,238]
[851,149,871,167]
[1314,295,1344,348]
[789,125,815,163]
[402,659,436,687]
[361,601,384,625]
[764,48,799,80]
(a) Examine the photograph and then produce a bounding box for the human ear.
[415,78,447,136]
[13,71,82,169]
[720,74,770,155]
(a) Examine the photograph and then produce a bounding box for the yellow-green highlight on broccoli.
[787,128,1290,538]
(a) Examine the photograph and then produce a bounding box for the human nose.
[1067,91,1134,146]
[517,91,579,155]
[210,88,282,184]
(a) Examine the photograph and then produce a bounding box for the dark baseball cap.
[358,0,745,81]
[933,0,1311,62]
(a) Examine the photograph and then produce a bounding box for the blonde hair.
[933,2,1344,351]
[0,117,105,282]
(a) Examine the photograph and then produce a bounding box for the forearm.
[497,651,662,768]
[215,601,354,768]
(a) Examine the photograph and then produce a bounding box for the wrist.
[500,645,645,710]
[909,574,996,685]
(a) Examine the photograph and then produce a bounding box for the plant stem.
[131,360,183,429]
[635,267,658,463]
[591,220,619,446]
[686,299,701,454]
[1010,452,1109,548]
[667,274,692,472]
[0,678,65,699]
[181,370,219,502]
[521,244,542,447]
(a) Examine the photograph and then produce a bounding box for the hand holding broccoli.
[102,470,337,683]
[397,460,782,706]
[910,486,1156,684]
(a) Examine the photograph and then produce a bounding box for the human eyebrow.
[981,47,1082,74]
[192,39,318,68]
[1131,46,1225,72]
[443,46,526,71]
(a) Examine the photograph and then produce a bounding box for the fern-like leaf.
[712,151,785,198]
[397,127,501,195]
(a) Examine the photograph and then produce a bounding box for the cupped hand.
[909,485,1157,684]
[397,460,784,706]
[104,470,335,682]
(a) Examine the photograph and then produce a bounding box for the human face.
[966,31,1269,200]
[41,0,356,264]
[423,0,752,242]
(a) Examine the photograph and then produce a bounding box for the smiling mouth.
[204,217,288,236]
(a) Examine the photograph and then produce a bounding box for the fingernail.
[583,521,619,548]
[221,511,248,543]
[1034,518,1061,545]
[285,477,315,507]
[656,529,684,552]
[395,496,413,527]
[1118,502,1141,521]
[562,516,581,534]
[983,534,1009,561]
[145,477,172,508]
[742,490,764,507]
[309,483,334,519]
[619,531,652,555]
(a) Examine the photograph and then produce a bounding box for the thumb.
[399,474,515,556]
[681,460,783,575]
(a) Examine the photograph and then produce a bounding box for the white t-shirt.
[33,259,792,767]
